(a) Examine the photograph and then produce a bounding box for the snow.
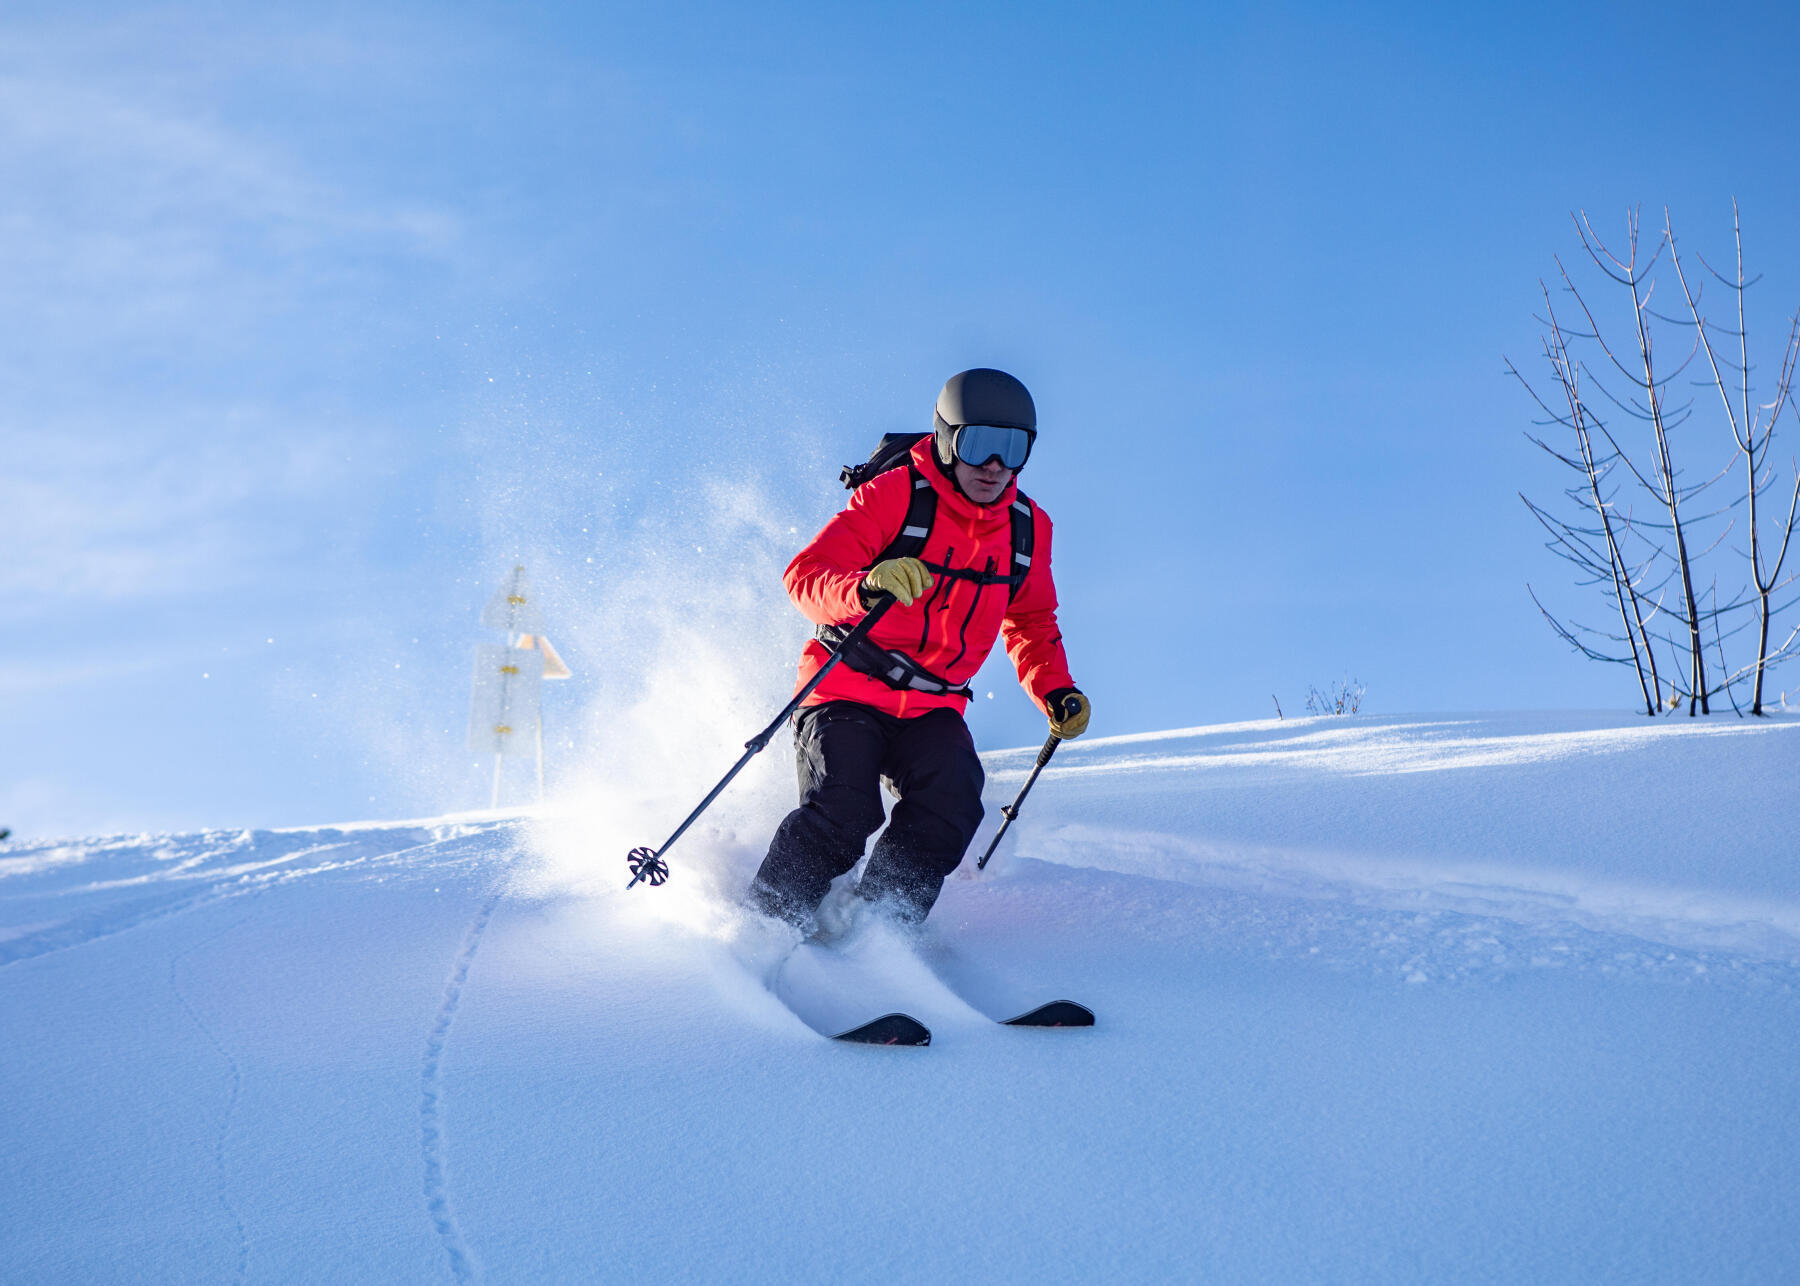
[2,711,1797,1283]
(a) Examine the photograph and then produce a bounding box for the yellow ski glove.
[861,557,934,607]
[1045,688,1090,739]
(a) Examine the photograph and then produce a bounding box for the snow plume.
[366,344,848,925]
[507,470,832,928]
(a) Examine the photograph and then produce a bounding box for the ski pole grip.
[1035,736,1059,769]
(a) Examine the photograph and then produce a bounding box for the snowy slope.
[2,712,1797,1284]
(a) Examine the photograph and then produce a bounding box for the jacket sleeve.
[783,471,911,626]
[1001,506,1076,712]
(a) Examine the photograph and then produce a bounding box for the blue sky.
[7,0,1800,836]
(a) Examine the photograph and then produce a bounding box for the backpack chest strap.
[922,561,1025,589]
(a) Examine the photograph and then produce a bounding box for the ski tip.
[1001,1000,1095,1028]
[831,1013,932,1046]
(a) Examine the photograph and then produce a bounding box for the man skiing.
[746,368,1088,932]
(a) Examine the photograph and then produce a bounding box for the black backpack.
[839,432,1035,603]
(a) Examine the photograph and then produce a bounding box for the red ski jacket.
[785,437,1075,718]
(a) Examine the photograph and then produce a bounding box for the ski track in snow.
[167,910,257,1286]
[0,886,231,970]
[0,825,501,972]
[419,882,507,1286]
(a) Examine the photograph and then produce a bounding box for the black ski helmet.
[933,368,1036,469]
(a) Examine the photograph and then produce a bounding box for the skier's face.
[953,456,1015,505]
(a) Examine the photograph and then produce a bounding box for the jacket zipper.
[919,545,953,654]
[943,555,995,675]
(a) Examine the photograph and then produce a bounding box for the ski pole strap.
[814,623,974,699]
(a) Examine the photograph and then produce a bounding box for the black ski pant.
[747,701,985,928]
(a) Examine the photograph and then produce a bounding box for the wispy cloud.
[0,11,467,613]
[1,409,381,607]
[0,53,461,359]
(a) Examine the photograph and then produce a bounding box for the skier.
[746,368,1088,932]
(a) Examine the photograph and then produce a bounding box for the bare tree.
[1665,202,1800,716]
[1567,212,1722,712]
[1305,679,1364,716]
[1513,205,1800,716]
[1510,276,1661,715]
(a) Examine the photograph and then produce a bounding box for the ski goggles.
[949,423,1034,470]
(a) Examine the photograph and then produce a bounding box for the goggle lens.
[953,423,1033,470]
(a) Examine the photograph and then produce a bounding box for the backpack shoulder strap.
[1006,491,1035,602]
[870,465,937,566]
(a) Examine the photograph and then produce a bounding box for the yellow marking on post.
[494,724,513,735]
[500,665,519,675]
[508,595,526,605]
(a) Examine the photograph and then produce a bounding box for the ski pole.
[626,593,897,890]
[974,694,1082,872]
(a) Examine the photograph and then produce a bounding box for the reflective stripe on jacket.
[785,437,1074,718]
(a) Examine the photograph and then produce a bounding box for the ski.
[917,943,1095,1029]
[999,999,1094,1028]
[830,1013,932,1046]
[766,934,938,1046]
[749,915,1084,1042]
